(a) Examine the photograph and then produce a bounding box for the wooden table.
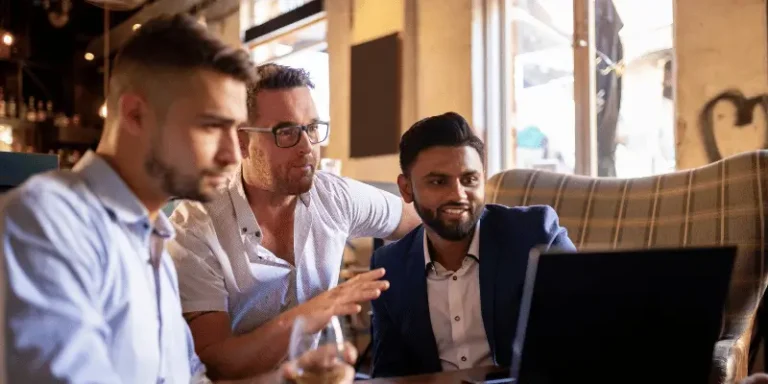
[361,366,507,383]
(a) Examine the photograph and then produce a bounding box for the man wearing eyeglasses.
[167,63,420,380]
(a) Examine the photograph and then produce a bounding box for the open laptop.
[467,246,736,384]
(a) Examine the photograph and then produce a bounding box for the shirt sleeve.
[167,221,229,314]
[0,188,122,383]
[340,177,403,240]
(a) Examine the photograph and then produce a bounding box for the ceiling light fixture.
[2,33,13,46]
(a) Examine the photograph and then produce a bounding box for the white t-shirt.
[167,168,402,335]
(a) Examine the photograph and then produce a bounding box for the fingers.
[346,287,385,303]
[341,341,358,364]
[281,345,338,380]
[339,365,355,384]
[356,280,390,292]
[329,303,362,316]
[332,280,389,300]
[297,344,341,370]
[281,360,299,381]
[282,351,355,384]
[344,268,386,283]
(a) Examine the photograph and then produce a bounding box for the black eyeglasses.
[239,121,330,148]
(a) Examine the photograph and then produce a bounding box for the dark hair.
[247,63,315,115]
[113,14,257,84]
[399,112,485,174]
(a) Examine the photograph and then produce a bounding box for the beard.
[274,163,315,195]
[413,195,484,241]
[248,146,316,196]
[144,143,221,203]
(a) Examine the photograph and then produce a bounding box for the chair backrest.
[486,150,768,384]
[0,152,59,192]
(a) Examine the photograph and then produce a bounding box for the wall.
[206,12,243,48]
[675,0,768,169]
[326,0,476,182]
[326,0,404,183]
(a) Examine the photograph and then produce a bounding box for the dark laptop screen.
[511,246,735,383]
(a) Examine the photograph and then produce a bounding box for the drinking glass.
[288,315,348,384]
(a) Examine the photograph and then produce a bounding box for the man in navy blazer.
[370,112,576,378]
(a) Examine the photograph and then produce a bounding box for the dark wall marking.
[698,90,768,163]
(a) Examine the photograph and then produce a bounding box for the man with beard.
[369,112,576,378]
[0,16,354,383]
[167,63,420,379]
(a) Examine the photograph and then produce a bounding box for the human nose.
[294,129,312,155]
[215,128,242,167]
[446,179,468,202]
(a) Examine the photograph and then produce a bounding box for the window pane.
[240,0,316,34]
[512,0,576,174]
[594,0,674,177]
[249,20,326,64]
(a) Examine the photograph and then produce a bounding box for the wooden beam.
[85,0,208,59]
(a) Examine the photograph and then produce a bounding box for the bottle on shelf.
[8,97,16,118]
[36,100,46,121]
[0,88,6,119]
[25,96,36,122]
[18,99,26,120]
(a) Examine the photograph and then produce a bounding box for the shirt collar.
[423,219,481,272]
[229,165,312,235]
[73,151,174,239]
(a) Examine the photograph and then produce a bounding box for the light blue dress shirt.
[0,151,206,383]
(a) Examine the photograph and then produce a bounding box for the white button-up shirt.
[167,168,402,335]
[424,222,493,371]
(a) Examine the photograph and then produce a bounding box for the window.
[599,0,674,177]
[511,0,576,174]
[500,0,675,177]
[240,0,317,37]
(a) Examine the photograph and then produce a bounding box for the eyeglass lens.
[275,122,329,148]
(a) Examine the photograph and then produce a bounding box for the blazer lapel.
[402,227,442,372]
[478,209,499,364]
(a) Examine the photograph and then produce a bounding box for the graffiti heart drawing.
[698,90,768,163]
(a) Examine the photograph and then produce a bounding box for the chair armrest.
[711,336,750,384]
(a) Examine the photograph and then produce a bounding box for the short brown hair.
[246,63,314,118]
[108,14,257,116]
[114,14,256,82]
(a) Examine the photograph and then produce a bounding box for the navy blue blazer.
[369,204,576,378]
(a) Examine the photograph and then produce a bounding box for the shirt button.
[255,230,261,237]
[461,356,467,362]
[454,316,460,322]
[242,227,247,233]
[452,276,458,281]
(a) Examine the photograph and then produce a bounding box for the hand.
[299,268,389,318]
[281,342,358,384]
[740,374,768,384]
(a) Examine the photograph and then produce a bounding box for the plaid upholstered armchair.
[486,150,768,384]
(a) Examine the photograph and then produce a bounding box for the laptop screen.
[510,246,735,383]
